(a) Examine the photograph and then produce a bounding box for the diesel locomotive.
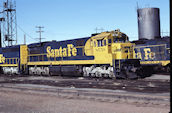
[0,29,143,79]
[132,36,170,73]
[132,7,170,74]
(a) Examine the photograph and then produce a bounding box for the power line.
[1,0,36,45]
[35,26,45,43]
[7,15,35,41]
[16,24,35,40]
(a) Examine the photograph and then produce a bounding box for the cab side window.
[94,41,97,47]
[108,39,112,44]
[103,40,106,46]
[97,40,103,47]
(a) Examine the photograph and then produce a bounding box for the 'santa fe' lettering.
[143,48,155,60]
[47,44,77,58]
[135,48,155,60]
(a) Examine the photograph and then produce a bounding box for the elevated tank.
[137,8,161,40]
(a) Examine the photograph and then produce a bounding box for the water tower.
[137,8,161,40]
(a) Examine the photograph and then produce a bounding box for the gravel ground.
[0,74,170,93]
[145,74,170,80]
[0,74,170,113]
[0,87,170,113]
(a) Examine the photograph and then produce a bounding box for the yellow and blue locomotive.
[133,36,170,73]
[0,29,142,79]
[0,45,27,74]
[133,7,170,74]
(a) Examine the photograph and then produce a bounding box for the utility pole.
[0,19,3,74]
[35,26,45,43]
[0,21,2,48]
[24,34,26,44]
[0,19,3,48]
[0,22,1,74]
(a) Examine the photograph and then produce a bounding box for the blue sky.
[0,0,170,44]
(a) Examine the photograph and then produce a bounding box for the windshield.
[113,34,128,43]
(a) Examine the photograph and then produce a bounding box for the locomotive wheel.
[115,70,126,79]
[166,65,170,73]
[126,71,138,79]
[103,74,108,77]
[95,72,100,77]
[108,71,114,78]
[91,73,95,77]
[135,67,145,78]
[99,73,102,77]
[83,72,88,77]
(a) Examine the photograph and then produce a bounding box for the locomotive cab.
[110,29,134,59]
[84,29,142,79]
[110,30,141,79]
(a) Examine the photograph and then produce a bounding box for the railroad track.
[0,83,170,108]
[0,74,170,107]
[0,75,170,93]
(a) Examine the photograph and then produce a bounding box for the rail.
[0,83,169,107]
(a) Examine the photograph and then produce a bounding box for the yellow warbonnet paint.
[46,44,77,58]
